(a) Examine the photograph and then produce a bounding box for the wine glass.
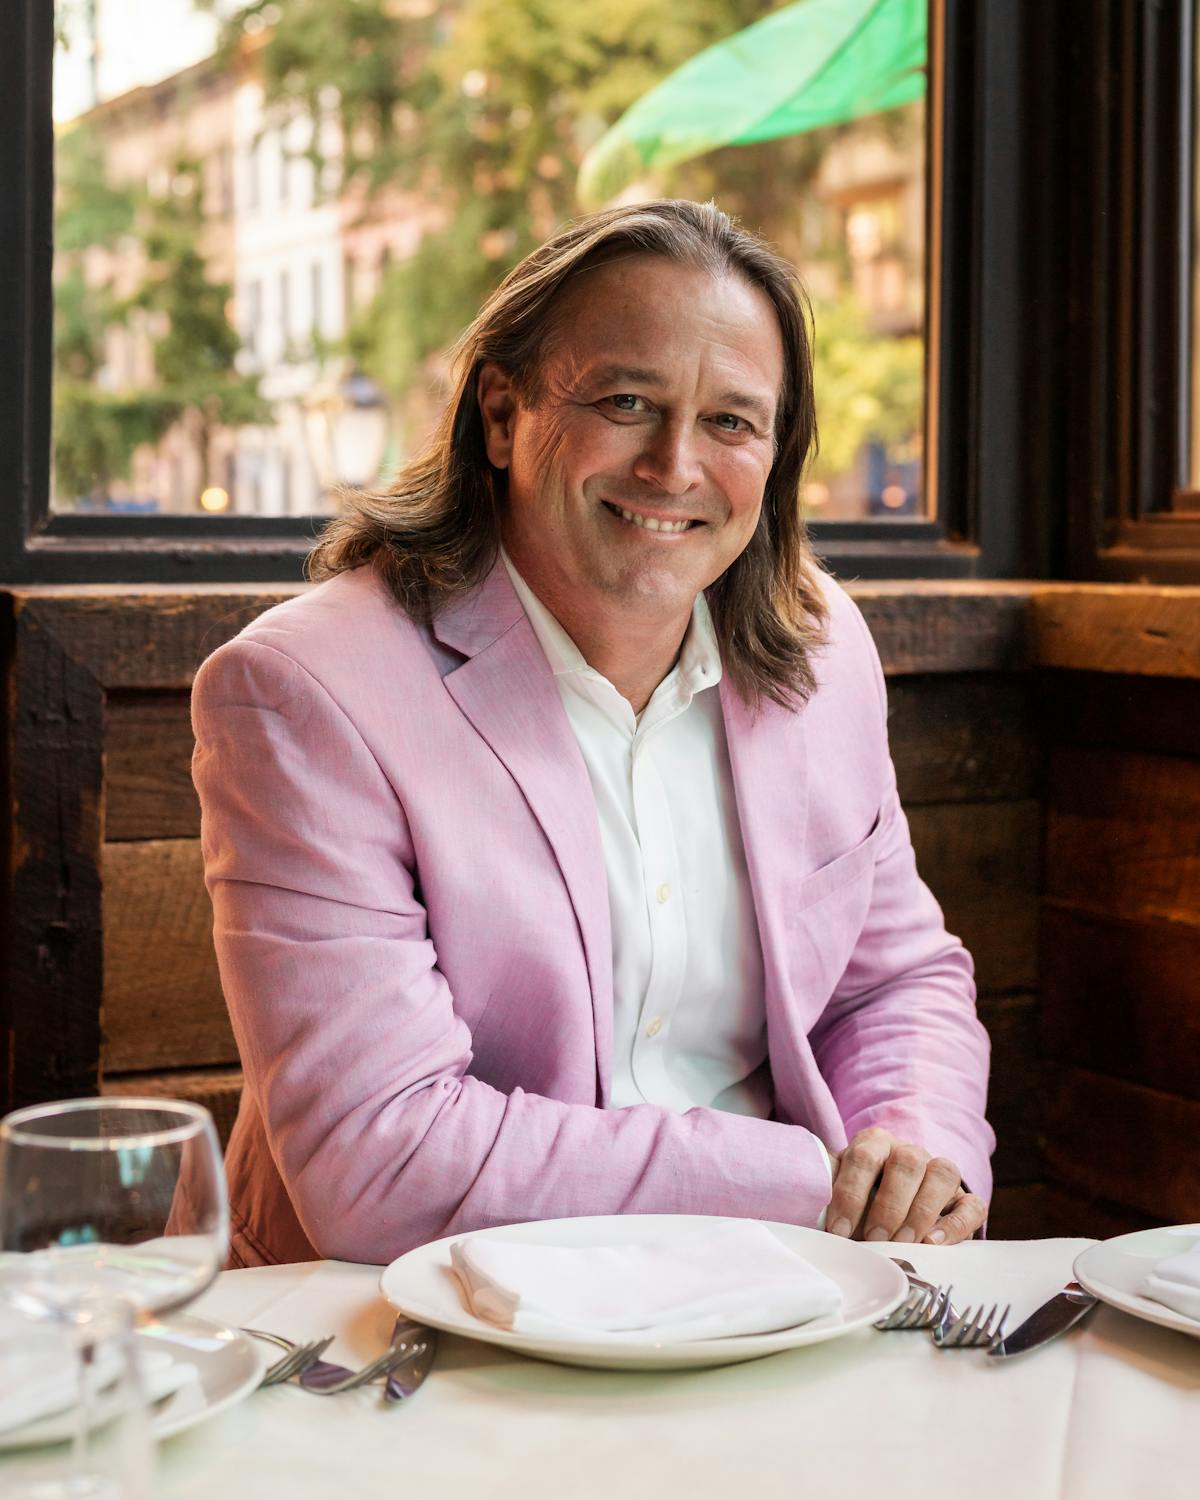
[0,1304,152,1500]
[0,1098,229,1496]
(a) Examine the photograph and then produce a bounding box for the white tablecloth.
[79,1240,1200,1497]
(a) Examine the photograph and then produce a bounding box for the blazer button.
[645,1016,663,1038]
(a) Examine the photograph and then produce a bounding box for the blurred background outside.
[52,0,928,522]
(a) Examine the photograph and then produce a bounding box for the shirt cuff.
[813,1137,834,1231]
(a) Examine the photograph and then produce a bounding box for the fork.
[932,1300,1011,1349]
[254,1334,337,1388]
[299,1341,427,1396]
[874,1282,954,1330]
[890,1259,962,1322]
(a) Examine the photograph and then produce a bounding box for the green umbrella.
[577,0,926,208]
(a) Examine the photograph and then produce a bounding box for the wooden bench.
[3,581,1198,1239]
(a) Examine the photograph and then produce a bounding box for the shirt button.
[655,882,671,904]
[645,1016,663,1038]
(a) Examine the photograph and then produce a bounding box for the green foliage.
[216,0,924,470]
[53,383,179,503]
[56,126,137,253]
[810,294,923,476]
[53,138,267,508]
[130,162,270,432]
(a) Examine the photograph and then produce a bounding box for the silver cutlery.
[245,1323,436,1398]
[298,1342,421,1396]
[383,1316,437,1404]
[250,1332,337,1387]
[890,1258,961,1324]
[986,1281,1097,1359]
[875,1282,954,1330]
[932,1298,1010,1349]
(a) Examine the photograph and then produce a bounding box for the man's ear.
[477,362,517,469]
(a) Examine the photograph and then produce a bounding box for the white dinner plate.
[379,1214,908,1371]
[0,1314,268,1449]
[1074,1224,1200,1341]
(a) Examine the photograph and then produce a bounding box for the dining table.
[105,1236,1200,1498]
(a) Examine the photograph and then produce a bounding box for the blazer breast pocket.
[787,818,885,1011]
[792,815,884,914]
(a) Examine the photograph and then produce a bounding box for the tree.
[52,124,173,506]
[128,160,270,501]
[213,0,924,476]
[53,127,268,509]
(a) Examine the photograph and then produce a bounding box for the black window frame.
[1060,0,1200,581]
[7,0,1184,586]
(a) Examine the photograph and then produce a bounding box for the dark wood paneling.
[13,590,299,690]
[908,800,1041,994]
[1043,671,1200,759]
[988,1181,1157,1241]
[103,1067,243,1150]
[853,584,1034,676]
[1031,587,1200,678]
[1041,904,1200,1100]
[5,604,105,1105]
[106,693,199,841]
[104,675,1044,845]
[889,675,1039,805]
[1044,748,1200,922]
[977,994,1042,1186]
[1045,1067,1200,1222]
[101,839,232,1071]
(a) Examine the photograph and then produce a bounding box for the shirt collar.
[500,548,723,697]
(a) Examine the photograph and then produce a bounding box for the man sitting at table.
[192,200,994,1269]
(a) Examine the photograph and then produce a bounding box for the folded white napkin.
[0,1315,199,1436]
[1141,1239,1200,1322]
[450,1221,843,1343]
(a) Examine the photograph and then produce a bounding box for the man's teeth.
[614,506,693,533]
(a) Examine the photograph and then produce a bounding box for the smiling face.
[479,254,785,644]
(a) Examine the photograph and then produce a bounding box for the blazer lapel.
[721,678,841,1138]
[435,566,614,1100]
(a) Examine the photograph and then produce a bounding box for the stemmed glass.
[0,1098,229,1496]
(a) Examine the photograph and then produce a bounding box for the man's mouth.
[601,501,702,534]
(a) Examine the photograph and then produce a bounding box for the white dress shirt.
[502,555,833,1203]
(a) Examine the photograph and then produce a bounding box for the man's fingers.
[922,1191,988,1245]
[889,1157,962,1244]
[825,1128,891,1238]
[860,1145,930,1241]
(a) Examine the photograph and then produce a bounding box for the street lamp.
[302,361,391,498]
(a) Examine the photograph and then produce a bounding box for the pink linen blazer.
[191,560,994,1268]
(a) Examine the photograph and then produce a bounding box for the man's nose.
[632,419,702,495]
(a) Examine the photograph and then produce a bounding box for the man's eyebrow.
[583,363,667,390]
[582,365,776,428]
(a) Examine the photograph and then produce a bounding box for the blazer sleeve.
[806,599,996,1203]
[193,636,833,1262]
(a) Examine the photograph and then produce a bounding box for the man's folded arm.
[193,637,832,1263]
[807,600,995,1204]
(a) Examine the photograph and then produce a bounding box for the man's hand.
[825,1127,987,1245]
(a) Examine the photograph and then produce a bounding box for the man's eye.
[712,412,750,433]
[608,394,645,412]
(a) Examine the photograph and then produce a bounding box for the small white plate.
[0,1314,268,1449]
[379,1214,908,1371]
[1074,1224,1200,1341]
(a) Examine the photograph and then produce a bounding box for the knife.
[986,1281,1097,1358]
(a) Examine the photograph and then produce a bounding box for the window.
[1057,0,1200,580]
[10,0,1193,582]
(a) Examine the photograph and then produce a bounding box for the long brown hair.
[308,199,829,707]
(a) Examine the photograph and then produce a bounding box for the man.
[193,200,993,1269]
